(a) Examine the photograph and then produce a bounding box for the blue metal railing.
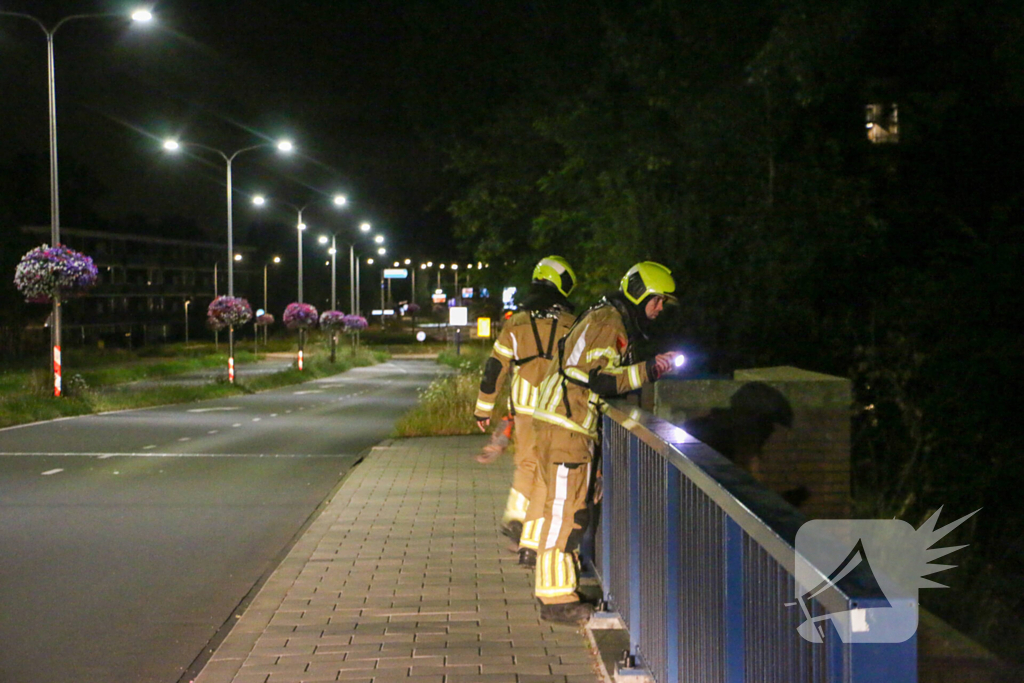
[596,403,916,683]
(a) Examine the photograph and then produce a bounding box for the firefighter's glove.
[475,415,490,432]
[647,352,678,380]
[476,421,510,464]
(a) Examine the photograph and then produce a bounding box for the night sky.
[0,0,484,261]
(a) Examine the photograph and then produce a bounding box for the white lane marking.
[232,423,242,428]
[178,437,191,442]
[2,452,345,458]
[270,413,278,417]
[293,390,323,395]
[208,430,219,434]
[252,418,261,422]
[186,407,241,413]
[143,445,156,450]
[41,469,63,476]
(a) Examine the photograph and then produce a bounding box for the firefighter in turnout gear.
[474,256,577,567]
[531,261,681,624]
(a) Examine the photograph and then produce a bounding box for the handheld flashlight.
[673,354,686,368]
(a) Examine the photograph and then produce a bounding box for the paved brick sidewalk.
[195,436,603,683]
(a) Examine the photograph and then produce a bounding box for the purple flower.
[342,314,368,332]
[14,243,99,303]
[406,302,421,315]
[255,313,275,326]
[283,302,319,329]
[319,310,347,329]
[207,296,253,329]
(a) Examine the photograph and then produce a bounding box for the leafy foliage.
[431,0,1024,662]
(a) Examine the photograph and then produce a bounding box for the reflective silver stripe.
[493,342,513,358]
[544,464,571,549]
[628,363,642,389]
[475,399,494,412]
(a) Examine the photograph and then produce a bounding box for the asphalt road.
[0,359,444,683]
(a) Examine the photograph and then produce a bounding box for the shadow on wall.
[681,382,809,508]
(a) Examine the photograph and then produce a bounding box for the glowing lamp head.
[276,140,293,152]
[374,235,384,244]
[359,222,371,232]
[162,139,180,151]
[333,194,347,206]
[252,195,266,206]
[131,9,153,22]
[318,236,328,244]
[673,354,686,368]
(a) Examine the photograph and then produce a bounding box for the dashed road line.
[41,469,63,476]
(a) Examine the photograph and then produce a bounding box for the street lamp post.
[252,194,347,368]
[1,7,153,397]
[184,299,190,345]
[163,138,293,382]
[263,256,280,345]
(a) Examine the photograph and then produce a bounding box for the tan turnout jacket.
[533,302,652,441]
[475,308,576,418]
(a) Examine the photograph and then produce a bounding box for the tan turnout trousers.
[532,423,594,604]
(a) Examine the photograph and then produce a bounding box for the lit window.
[866,103,898,144]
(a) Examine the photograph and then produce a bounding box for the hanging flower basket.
[207,296,252,330]
[319,310,346,330]
[343,314,368,333]
[255,313,275,326]
[14,244,98,303]
[283,302,319,329]
[406,302,421,316]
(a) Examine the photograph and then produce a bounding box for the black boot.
[518,548,537,568]
[540,601,593,625]
[500,520,523,542]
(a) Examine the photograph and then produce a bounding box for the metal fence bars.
[596,402,916,683]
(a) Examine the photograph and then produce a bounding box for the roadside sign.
[449,307,468,326]
[476,317,491,338]
[461,287,474,298]
[384,268,408,279]
[432,289,446,304]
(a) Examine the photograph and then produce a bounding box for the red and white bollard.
[298,350,304,371]
[228,356,235,383]
[53,345,62,397]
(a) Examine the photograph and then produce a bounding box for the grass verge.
[0,349,387,430]
[392,346,508,437]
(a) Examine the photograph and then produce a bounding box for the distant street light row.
[3,4,407,390]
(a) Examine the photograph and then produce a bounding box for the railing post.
[628,432,642,659]
[601,417,613,594]
[724,517,745,683]
[847,599,918,683]
[665,464,681,683]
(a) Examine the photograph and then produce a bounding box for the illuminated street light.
[1,6,154,396]
[250,193,347,304]
[162,137,293,382]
